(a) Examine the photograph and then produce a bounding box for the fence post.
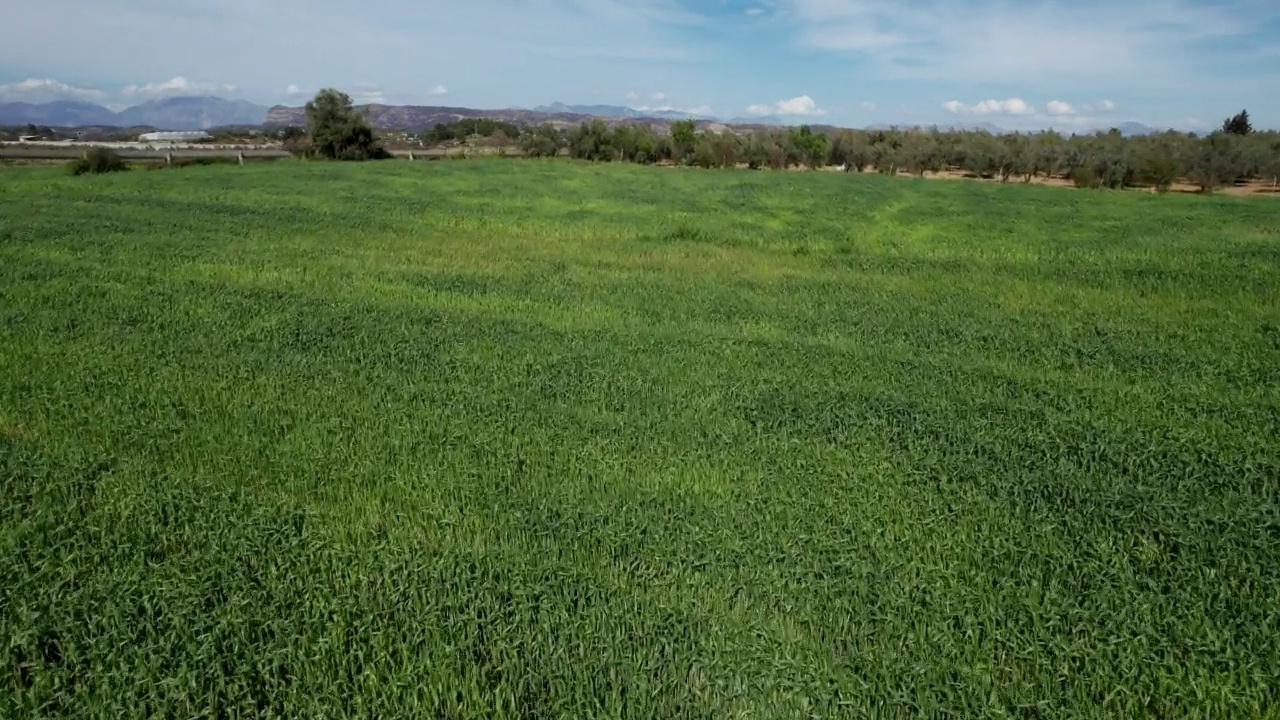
[166,152,173,166]
[238,151,245,166]
[408,151,415,161]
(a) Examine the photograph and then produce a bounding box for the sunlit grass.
[2,159,1279,718]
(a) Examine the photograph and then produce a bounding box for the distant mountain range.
[1109,121,1163,137]
[532,102,717,121]
[530,103,787,126]
[0,97,267,130]
[1,95,1170,137]
[262,103,754,134]
[868,120,1165,136]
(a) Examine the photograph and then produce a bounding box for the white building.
[138,131,211,143]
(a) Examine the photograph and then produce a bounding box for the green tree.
[1032,131,1067,180]
[828,130,872,172]
[741,133,771,170]
[960,132,998,179]
[567,120,616,161]
[901,132,943,177]
[1264,136,1280,191]
[787,126,828,170]
[1222,109,1252,136]
[1138,133,1187,193]
[305,89,388,160]
[691,137,717,169]
[612,125,638,162]
[519,124,562,158]
[709,132,739,168]
[1187,132,1244,193]
[670,120,698,165]
[1065,132,1136,190]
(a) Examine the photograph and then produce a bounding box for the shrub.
[68,147,127,176]
[1070,166,1102,189]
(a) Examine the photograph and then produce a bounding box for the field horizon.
[3,160,1279,717]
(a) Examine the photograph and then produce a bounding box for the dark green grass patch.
[2,161,1279,718]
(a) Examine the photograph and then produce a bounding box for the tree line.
[287,91,1278,194]
[520,111,1278,194]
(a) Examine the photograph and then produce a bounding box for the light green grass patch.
[2,160,1279,718]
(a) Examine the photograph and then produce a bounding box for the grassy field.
[2,160,1279,718]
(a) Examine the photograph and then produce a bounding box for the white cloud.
[1086,100,1118,113]
[944,98,1035,116]
[0,0,714,112]
[636,104,713,117]
[746,7,765,15]
[0,78,105,103]
[285,84,306,96]
[859,101,878,111]
[627,91,667,104]
[426,84,449,97]
[748,95,827,117]
[350,90,386,104]
[941,95,1136,131]
[1046,100,1076,116]
[122,76,236,98]
[786,0,1272,93]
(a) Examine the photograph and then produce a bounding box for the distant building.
[139,131,211,143]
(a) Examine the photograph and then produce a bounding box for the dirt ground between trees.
[861,167,1279,197]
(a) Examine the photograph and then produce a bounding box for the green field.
[2,160,1279,718]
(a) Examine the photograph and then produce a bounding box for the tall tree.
[670,120,698,165]
[305,89,388,160]
[1222,109,1252,136]
[788,126,828,170]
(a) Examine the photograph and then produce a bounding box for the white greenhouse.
[138,131,211,142]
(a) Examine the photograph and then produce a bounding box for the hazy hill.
[0,100,116,126]
[534,102,717,121]
[115,97,267,129]
[0,96,266,130]
[263,103,762,133]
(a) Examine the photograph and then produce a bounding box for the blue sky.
[2,0,1278,130]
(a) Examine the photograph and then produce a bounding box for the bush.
[283,135,314,158]
[145,156,243,171]
[68,148,127,176]
[1069,166,1103,189]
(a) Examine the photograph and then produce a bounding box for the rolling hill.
[0,97,267,130]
